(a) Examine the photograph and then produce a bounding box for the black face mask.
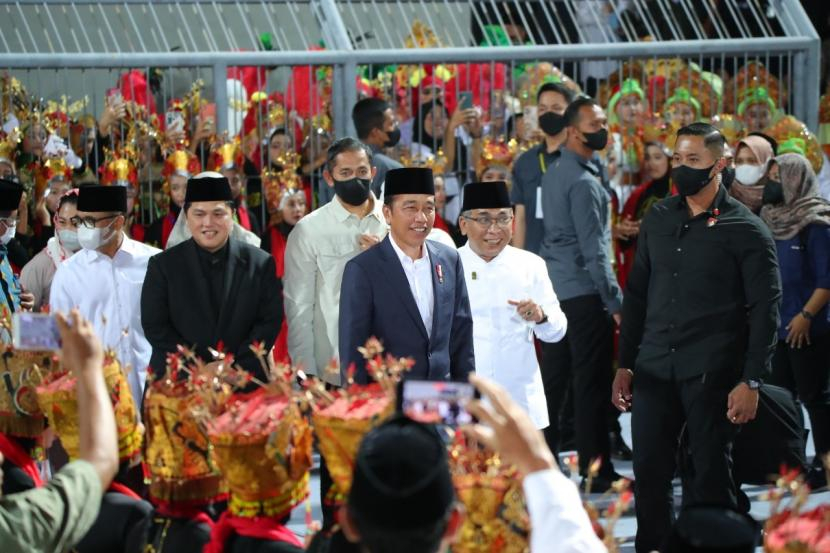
[671,163,717,197]
[581,128,608,151]
[334,177,372,206]
[762,179,785,205]
[539,112,567,137]
[383,128,401,148]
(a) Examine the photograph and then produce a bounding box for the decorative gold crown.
[206,387,312,518]
[99,146,139,188]
[211,139,244,172]
[308,338,410,501]
[765,114,824,174]
[0,131,20,167]
[162,148,201,180]
[449,434,530,553]
[268,103,286,130]
[144,346,252,506]
[400,148,447,175]
[476,137,519,178]
[0,347,58,438]
[263,151,303,213]
[35,354,142,464]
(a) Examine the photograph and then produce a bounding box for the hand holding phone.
[12,312,62,351]
[458,91,474,111]
[398,379,477,427]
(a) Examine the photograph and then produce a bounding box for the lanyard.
[538,151,547,174]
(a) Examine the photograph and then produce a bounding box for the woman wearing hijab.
[760,152,830,489]
[730,134,775,213]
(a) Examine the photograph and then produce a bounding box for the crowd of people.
[0,51,829,553]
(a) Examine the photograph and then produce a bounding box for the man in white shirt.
[50,185,160,406]
[283,137,387,386]
[458,181,567,429]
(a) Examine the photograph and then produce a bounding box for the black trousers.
[769,333,830,461]
[631,370,739,553]
[539,294,615,477]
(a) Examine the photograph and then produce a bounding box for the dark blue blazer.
[338,235,475,383]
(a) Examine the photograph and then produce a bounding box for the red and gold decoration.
[449,432,530,553]
[162,147,201,181]
[308,338,410,502]
[476,137,520,180]
[211,137,245,172]
[35,353,142,465]
[762,461,830,552]
[263,151,302,216]
[99,146,139,188]
[0,345,57,441]
[571,455,634,553]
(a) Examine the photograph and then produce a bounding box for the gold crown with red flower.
[144,345,252,506]
[204,365,313,519]
[210,137,245,172]
[35,352,142,465]
[162,147,202,181]
[475,137,520,179]
[99,146,138,188]
[262,151,302,213]
[449,433,530,553]
[309,338,411,501]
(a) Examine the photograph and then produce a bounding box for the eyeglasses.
[70,214,119,229]
[463,214,513,229]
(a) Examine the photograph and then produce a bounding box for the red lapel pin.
[436,264,444,284]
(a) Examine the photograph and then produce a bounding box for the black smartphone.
[397,379,478,427]
[458,91,473,111]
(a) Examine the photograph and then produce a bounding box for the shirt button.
[676,247,682,252]
[670,347,677,353]
[671,298,677,303]
[427,352,432,359]
[683,224,689,229]
[672,272,678,277]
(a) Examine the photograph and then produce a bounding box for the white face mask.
[735,164,765,186]
[57,229,81,253]
[0,224,16,245]
[77,220,115,251]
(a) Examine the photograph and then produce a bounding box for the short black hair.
[747,131,778,155]
[537,81,574,104]
[676,122,726,158]
[564,95,600,128]
[352,98,390,140]
[57,191,79,212]
[325,137,374,174]
[349,502,452,553]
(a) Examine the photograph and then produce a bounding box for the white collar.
[389,233,428,265]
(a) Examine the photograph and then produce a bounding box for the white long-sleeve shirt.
[389,234,434,337]
[283,195,387,385]
[524,469,608,553]
[459,244,567,428]
[50,235,159,407]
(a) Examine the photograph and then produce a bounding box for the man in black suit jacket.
[141,172,282,383]
[339,167,475,383]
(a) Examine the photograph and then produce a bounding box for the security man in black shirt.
[613,122,780,553]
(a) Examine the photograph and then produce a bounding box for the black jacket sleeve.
[449,250,475,382]
[619,212,652,370]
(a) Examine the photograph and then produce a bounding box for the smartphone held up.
[12,312,62,351]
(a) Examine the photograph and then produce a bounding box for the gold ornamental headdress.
[35,352,142,465]
[476,137,519,179]
[308,338,411,502]
[263,151,303,214]
[205,378,313,519]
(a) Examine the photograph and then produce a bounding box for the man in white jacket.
[457,180,567,428]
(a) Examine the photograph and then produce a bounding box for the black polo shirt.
[619,184,781,382]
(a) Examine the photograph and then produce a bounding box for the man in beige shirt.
[0,310,118,553]
[284,137,387,385]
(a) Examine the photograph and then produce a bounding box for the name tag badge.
[535,187,544,219]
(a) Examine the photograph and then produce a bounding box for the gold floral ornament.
[307,338,411,502]
[35,352,143,465]
[0,343,57,441]
[762,461,830,552]
[263,151,303,216]
[143,347,248,506]
[449,432,530,553]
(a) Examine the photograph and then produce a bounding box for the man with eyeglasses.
[50,185,160,406]
[457,181,567,429]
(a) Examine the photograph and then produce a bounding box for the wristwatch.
[743,379,762,390]
[801,309,814,321]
